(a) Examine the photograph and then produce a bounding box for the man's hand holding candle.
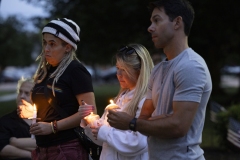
[30,121,53,135]
[17,99,34,119]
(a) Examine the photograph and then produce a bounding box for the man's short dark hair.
[148,0,195,36]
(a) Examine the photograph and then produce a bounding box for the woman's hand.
[17,99,34,118]
[78,104,94,119]
[91,120,103,140]
[91,125,101,140]
[30,122,53,135]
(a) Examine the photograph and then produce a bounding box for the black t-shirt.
[31,60,94,147]
[0,110,31,160]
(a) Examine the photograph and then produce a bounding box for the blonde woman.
[90,44,154,160]
[27,18,96,160]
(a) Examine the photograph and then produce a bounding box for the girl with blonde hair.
[28,18,96,160]
[88,43,154,160]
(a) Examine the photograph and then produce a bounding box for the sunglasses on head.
[118,46,135,55]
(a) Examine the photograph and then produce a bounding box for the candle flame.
[110,99,114,104]
[33,104,36,111]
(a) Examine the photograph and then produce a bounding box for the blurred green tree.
[0,16,38,70]
[46,0,154,65]
[14,0,240,104]
[190,0,240,104]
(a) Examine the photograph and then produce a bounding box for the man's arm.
[9,137,36,151]
[138,99,155,120]
[137,101,199,138]
[108,101,199,139]
[107,99,155,130]
[0,144,31,159]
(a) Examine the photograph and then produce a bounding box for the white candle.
[84,112,100,127]
[100,100,119,125]
[32,104,37,119]
[105,99,119,110]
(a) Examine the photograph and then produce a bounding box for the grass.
[201,107,220,148]
[0,90,17,117]
[0,83,119,117]
[93,83,119,115]
[222,87,239,95]
[0,91,15,96]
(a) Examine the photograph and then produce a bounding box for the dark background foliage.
[0,0,240,106]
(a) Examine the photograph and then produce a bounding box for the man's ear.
[65,44,72,53]
[174,16,183,30]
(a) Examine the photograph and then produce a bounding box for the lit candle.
[99,100,119,125]
[84,112,100,127]
[32,104,37,119]
[105,99,119,110]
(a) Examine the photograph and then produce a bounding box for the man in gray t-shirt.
[145,48,212,159]
[108,0,212,159]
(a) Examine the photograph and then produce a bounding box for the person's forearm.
[0,145,31,159]
[10,137,36,151]
[136,117,183,138]
[138,99,155,120]
[58,113,81,131]
[137,101,198,138]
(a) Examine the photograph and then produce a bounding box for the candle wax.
[84,112,100,127]
[105,100,119,110]
[33,107,37,118]
[32,104,37,123]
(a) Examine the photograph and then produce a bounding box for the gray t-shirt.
[146,48,212,160]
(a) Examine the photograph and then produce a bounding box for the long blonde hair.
[33,40,80,96]
[114,44,154,117]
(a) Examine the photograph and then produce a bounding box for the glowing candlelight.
[105,99,119,110]
[84,112,100,127]
[99,99,119,125]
